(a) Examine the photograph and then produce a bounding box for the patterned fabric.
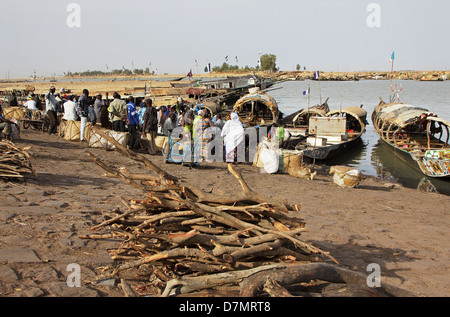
[195,118,213,160]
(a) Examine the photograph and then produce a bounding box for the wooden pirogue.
[372,98,450,178]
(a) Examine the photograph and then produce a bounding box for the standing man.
[142,99,158,155]
[126,96,140,149]
[45,86,60,135]
[78,89,90,141]
[93,94,104,125]
[9,92,18,108]
[100,92,111,129]
[108,92,127,132]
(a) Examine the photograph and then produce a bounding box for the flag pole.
[316,71,322,104]
[308,84,310,110]
[389,51,395,102]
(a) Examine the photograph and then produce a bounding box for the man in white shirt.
[45,86,60,134]
[23,94,38,110]
[62,95,79,121]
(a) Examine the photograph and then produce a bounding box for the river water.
[268,79,450,195]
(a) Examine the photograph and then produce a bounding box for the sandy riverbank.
[1,70,449,97]
[0,128,449,297]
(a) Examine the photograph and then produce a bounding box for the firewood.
[0,140,36,179]
[82,134,414,297]
[240,263,415,297]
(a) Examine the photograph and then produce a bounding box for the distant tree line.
[68,54,282,77]
[212,63,260,73]
[67,67,153,77]
[212,54,279,73]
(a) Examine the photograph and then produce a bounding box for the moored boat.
[372,99,450,178]
[232,88,279,127]
[291,106,367,160]
[282,98,330,140]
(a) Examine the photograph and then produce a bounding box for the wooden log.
[120,279,137,297]
[161,263,287,297]
[223,239,283,264]
[263,278,294,297]
[240,263,415,297]
[90,207,146,231]
[90,127,178,182]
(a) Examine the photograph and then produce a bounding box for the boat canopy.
[200,101,220,115]
[327,106,367,135]
[232,91,279,126]
[327,106,367,121]
[233,92,278,114]
[292,107,328,124]
[375,103,429,127]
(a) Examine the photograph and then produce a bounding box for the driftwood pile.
[0,140,36,179]
[83,129,412,297]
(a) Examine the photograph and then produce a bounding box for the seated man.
[23,93,39,120]
[62,95,79,121]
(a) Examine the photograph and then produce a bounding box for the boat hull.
[302,137,362,160]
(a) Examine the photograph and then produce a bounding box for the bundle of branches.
[83,129,410,297]
[0,140,36,179]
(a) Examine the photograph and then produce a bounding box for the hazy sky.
[1,0,449,78]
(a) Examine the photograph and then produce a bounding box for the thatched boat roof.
[327,106,367,120]
[375,103,429,127]
[233,92,278,114]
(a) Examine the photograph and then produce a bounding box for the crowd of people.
[1,86,249,164]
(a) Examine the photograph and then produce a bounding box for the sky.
[1,0,449,79]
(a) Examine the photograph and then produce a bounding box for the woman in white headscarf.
[221,112,245,163]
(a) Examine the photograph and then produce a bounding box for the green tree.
[296,64,301,71]
[260,54,278,72]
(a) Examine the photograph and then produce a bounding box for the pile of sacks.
[253,140,316,180]
[329,165,362,188]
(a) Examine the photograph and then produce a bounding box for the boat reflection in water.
[371,140,450,195]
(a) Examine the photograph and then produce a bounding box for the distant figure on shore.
[137,99,147,131]
[108,92,127,132]
[214,113,225,130]
[194,110,213,162]
[158,106,169,134]
[221,112,245,163]
[23,94,37,111]
[45,86,60,135]
[22,93,38,122]
[183,108,195,137]
[93,94,104,124]
[9,92,18,108]
[163,112,176,136]
[100,92,111,129]
[62,95,79,122]
[126,96,140,150]
[142,99,158,155]
[78,89,90,141]
[176,95,184,112]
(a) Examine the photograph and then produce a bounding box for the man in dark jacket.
[78,89,90,141]
[142,99,158,155]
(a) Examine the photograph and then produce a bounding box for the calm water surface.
[269,79,450,195]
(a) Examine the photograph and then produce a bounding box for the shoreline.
[1,70,448,100]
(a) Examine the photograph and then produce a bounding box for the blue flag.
[389,51,395,62]
[314,71,320,80]
[303,87,310,95]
